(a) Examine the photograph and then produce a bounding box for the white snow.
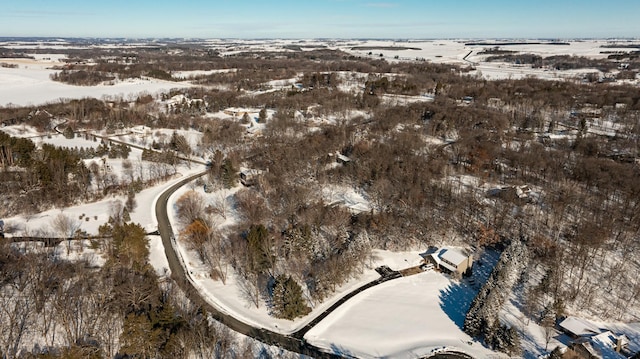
[322,185,372,213]
[305,271,498,359]
[0,124,44,138]
[0,57,190,107]
[172,68,237,79]
[4,197,124,237]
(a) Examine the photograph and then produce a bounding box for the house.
[489,185,532,202]
[424,247,473,276]
[239,168,263,187]
[567,339,602,359]
[224,108,256,118]
[560,317,636,359]
[335,152,351,165]
[567,333,632,359]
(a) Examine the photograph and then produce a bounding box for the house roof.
[239,167,263,177]
[559,316,602,337]
[336,153,351,162]
[439,248,468,266]
[430,253,455,272]
[590,331,627,359]
[572,341,601,358]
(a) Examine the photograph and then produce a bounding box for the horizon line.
[1,36,640,41]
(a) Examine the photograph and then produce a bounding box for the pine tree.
[272,275,311,320]
[119,313,160,358]
[241,112,251,124]
[246,224,272,273]
[63,125,75,139]
[220,158,236,189]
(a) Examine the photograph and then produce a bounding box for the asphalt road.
[154,171,341,358]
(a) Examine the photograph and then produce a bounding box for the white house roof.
[336,153,351,162]
[440,248,468,266]
[240,167,263,177]
[591,331,627,359]
[430,253,454,272]
[559,317,602,337]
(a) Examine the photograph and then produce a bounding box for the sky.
[1,0,639,39]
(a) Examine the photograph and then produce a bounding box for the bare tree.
[208,191,229,220]
[109,199,125,224]
[202,229,229,284]
[0,272,33,359]
[175,191,205,226]
[52,213,81,254]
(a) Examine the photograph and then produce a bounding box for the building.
[489,185,532,202]
[335,152,351,165]
[239,168,263,187]
[560,317,636,359]
[425,247,473,276]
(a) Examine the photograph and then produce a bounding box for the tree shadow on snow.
[439,281,476,330]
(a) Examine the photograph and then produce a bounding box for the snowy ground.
[2,40,634,109]
[167,176,427,335]
[339,39,640,82]
[3,38,640,357]
[2,161,202,277]
[305,268,499,359]
[340,39,638,64]
[322,185,373,213]
[0,56,190,107]
[172,68,237,80]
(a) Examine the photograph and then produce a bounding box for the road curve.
[154,171,341,358]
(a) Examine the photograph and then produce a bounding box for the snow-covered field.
[340,39,637,63]
[305,271,498,359]
[338,39,640,81]
[0,56,190,107]
[1,40,636,108]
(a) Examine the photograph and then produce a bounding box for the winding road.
[153,171,474,359]
[154,170,342,358]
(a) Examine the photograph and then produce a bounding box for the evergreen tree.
[241,112,251,124]
[119,313,160,358]
[272,275,311,320]
[63,125,75,139]
[122,207,131,223]
[246,224,273,274]
[220,158,236,189]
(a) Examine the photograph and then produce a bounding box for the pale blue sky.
[1,0,638,39]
